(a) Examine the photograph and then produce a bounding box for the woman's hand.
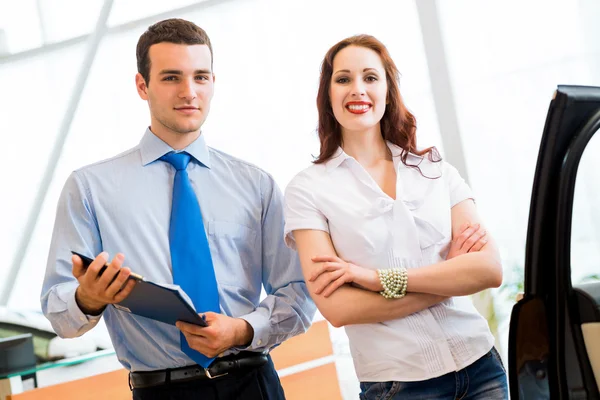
[446,222,487,260]
[309,255,382,297]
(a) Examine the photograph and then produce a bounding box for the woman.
[284,35,508,399]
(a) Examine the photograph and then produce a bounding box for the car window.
[571,130,600,285]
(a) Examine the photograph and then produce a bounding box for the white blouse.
[283,141,494,382]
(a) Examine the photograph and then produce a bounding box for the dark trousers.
[132,356,285,400]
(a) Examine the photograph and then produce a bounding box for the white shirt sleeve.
[444,161,475,207]
[283,173,329,250]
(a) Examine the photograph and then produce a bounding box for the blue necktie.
[161,151,220,368]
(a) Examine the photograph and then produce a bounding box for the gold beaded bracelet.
[377,267,408,299]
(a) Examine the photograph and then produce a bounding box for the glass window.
[436,0,600,357]
[0,0,43,53]
[37,0,105,44]
[571,131,600,284]
[108,0,205,27]
[0,44,84,289]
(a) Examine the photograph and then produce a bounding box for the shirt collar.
[139,128,211,168]
[324,147,352,171]
[386,141,427,163]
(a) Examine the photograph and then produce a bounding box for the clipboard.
[71,251,207,327]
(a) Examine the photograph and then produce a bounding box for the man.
[41,18,315,400]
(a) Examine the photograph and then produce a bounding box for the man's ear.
[135,73,149,100]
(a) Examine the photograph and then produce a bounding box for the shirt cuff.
[237,308,270,351]
[67,289,103,328]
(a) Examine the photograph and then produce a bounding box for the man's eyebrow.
[159,69,183,75]
[158,69,212,75]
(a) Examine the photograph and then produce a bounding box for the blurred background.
[1,0,599,398]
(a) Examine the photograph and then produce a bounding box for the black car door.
[508,85,600,399]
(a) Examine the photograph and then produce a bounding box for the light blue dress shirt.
[41,129,315,372]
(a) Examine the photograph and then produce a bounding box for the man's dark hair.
[136,18,213,85]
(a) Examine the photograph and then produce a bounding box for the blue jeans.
[360,348,508,400]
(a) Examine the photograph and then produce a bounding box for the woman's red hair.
[315,34,440,170]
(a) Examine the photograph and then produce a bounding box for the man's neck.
[150,126,201,150]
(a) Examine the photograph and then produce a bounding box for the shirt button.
[257,340,262,345]
[79,317,85,321]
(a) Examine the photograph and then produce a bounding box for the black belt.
[129,352,269,389]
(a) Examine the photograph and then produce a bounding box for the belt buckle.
[204,367,228,379]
